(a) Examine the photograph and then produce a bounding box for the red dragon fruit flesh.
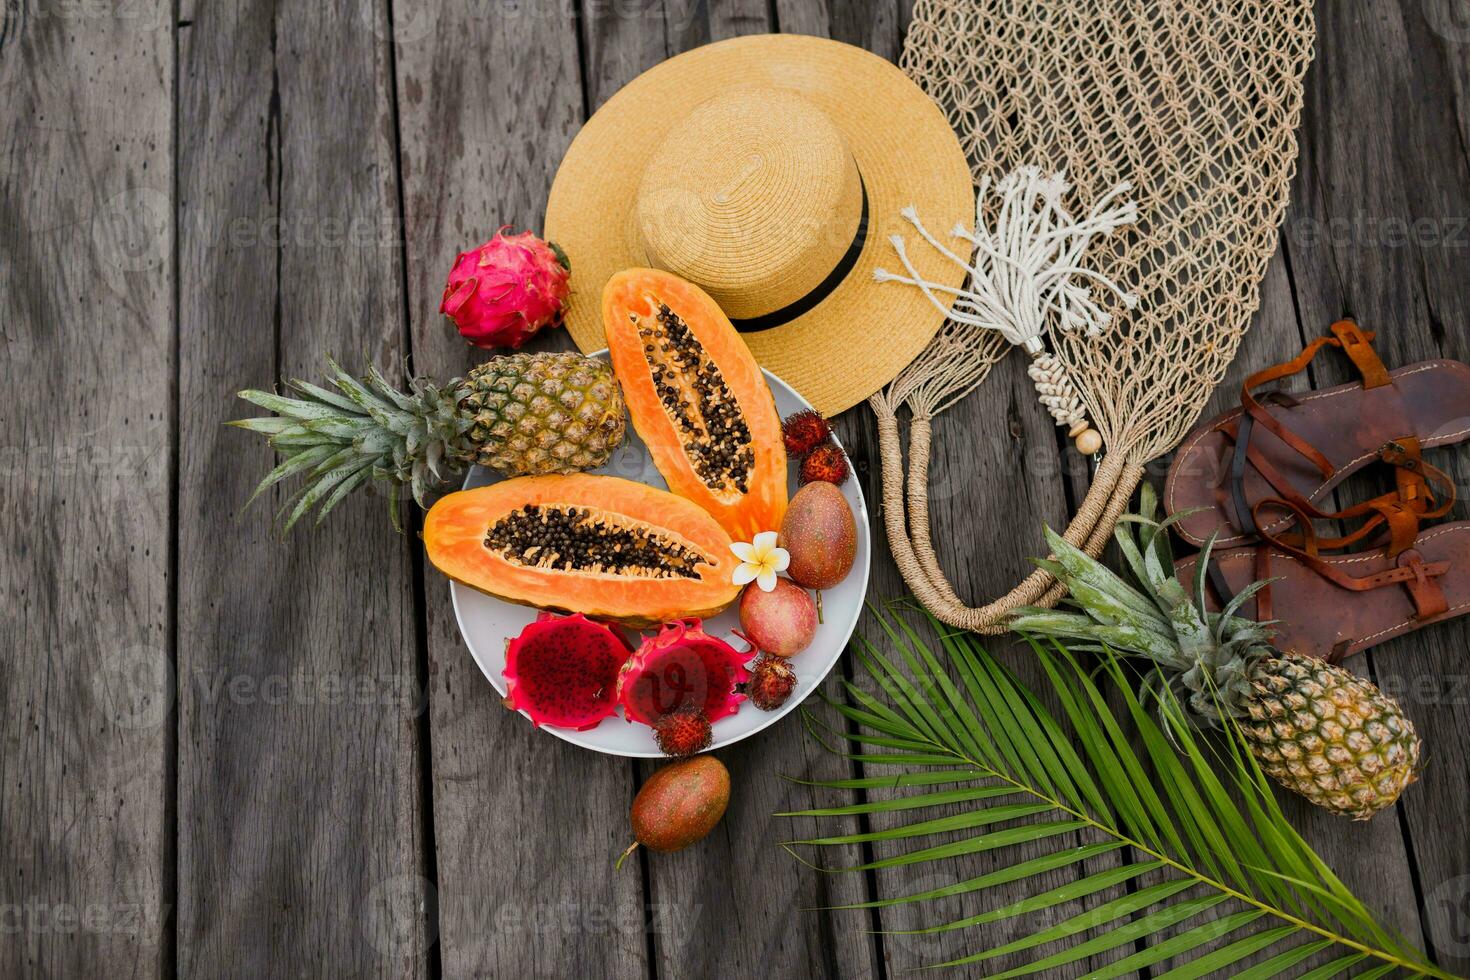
[440,227,571,349]
[618,619,752,727]
[503,612,630,731]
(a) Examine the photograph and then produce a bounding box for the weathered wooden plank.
[776,0,901,52]
[848,353,1147,977]
[690,2,1146,973]
[703,0,771,41]
[1275,2,1470,971]
[175,1,428,974]
[1125,247,1427,975]
[812,4,1148,973]
[580,0,669,106]
[575,1,886,975]
[896,0,917,37]
[1422,0,1470,141]
[774,0,831,37]
[390,1,648,976]
[0,5,173,977]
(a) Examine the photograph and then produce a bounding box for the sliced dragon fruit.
[617,618,752,726]
[503,612,630,731]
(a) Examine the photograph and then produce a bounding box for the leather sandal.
[1176,516,1467,663]
[1174,436,1460,661]
[1164,319,1470,548]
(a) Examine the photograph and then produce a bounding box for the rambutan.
[782,410,833,457]
[652,707,713,757]
[745,656,798,711]
[799,444,850,486]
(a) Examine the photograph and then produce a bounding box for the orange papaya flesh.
[603,268,788,541]
[424,473,740,627]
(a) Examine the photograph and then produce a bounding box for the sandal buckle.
[1379,439,1420,470]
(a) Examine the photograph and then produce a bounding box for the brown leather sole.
[1175,522,1470,661]
[1164,359,1470,547]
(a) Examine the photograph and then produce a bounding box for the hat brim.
[544,34,975,417]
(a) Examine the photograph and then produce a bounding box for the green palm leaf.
[781,608,1449,978]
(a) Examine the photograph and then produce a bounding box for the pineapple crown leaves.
[778,608,1445,977]
[1012,483,1277,728]
[229,356,473,532]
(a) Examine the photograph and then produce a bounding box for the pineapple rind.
[460,353,626,478]
[235,352,625,529]
[1243,654,1420,820]
[1013,484,1421,820]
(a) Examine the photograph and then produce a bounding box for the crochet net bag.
[873,0,1316,633]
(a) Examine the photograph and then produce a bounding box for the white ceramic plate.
[449,351,871,757]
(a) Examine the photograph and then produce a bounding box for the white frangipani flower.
[731,531,789,593]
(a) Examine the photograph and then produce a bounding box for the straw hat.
[544,34,974,416]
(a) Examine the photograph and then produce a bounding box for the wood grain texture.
[852,354,1140,977]
[389,1,647,976]
[775,0,900,53]
[580,2,887,976]
[175,1,428,975]
[703,0,771,41]
[1277,2,1470,972]
[0,3,174,976]
[1126,248,1428,975]
[7,0,1469,976]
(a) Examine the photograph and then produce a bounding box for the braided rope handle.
[871,395,1145,634]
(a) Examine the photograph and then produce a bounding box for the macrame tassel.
[875,167,1137,454]
[1027,350,1100,451]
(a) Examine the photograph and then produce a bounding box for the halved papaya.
[603,269,788,541]
[424,473,740,626]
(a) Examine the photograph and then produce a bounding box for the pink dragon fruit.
[503,612,630,730]
[440,228,571,349]
[617,619,752,726]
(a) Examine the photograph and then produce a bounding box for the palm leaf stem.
[785,620,1450,978]
[832,726,1439,975]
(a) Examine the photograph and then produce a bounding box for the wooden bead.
[1074,428,1103,455]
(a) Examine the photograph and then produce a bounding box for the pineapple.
[1011,486,1421,820]
[231,352,625,530]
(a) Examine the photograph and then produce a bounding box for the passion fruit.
[779,482,856,589]
[616,755,730,869]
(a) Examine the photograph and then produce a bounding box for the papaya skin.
[617,755,731,869]
[778,482,857,590]
[423,474,740,627]
[603,268,788,541]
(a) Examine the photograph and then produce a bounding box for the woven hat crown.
[633,89,864,320]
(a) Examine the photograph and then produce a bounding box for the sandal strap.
[1254,545,1274,622]
[1225,416,1308,506]
[1239,337,1343,479]
[1212,544,1450,625]
[1235,319,1388,484]
[1330,318,1391,389]
[1228,411,1318,534]
[1255,437,1456,557]
[1398,548,1450,619]
[1251,496,1451,620]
